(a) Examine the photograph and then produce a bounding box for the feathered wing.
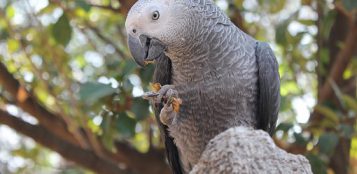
[152,55,183,174]
[255,42,280,135]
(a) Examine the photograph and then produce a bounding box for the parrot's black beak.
[128,34,166,67]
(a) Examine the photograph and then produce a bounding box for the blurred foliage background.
[0,0,356,174]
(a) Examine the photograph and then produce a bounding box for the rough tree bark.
[191,127,312,174]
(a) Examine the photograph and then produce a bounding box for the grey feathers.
[153,55,183,174]
[256,42,280,135]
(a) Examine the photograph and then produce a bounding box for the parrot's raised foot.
[158,86,181,125]
[160,102,178,125]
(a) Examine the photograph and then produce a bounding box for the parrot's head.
[125,0,190,66]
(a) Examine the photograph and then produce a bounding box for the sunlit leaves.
[257,0,286,13]
[350,138,357,158]
[298,19,315,26]
[38,4,57,15]
[52,14,72,46]
[6,38,19,53]
[6,5,15,19]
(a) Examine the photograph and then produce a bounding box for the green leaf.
[38,4,57,15]
[317,132,338,157]
[293,132,308,146]
[258,0,286,13]
[321,11,336,40]
[301,0,312,5]
[7,38,19,53]
[233,0,244,9]
[139,64,155,85]
[343,69,352,80]
[75,0,92,12]
[275,20,289,45]
[275,122,294,132]
[306,154,327,174]
[340,124,355,138]
[100,111,115,150]
[131,98,150,120]
[279,96,291,112]
[123,78,134,91]
[298,19,315,26]
[0,29,9,40]
[79,82,117,104]
[342,95,357,112]
[269,0,286,13]
[116,112,136,137]
[342,0,357,11]
[6,6,15,19]
[121,60,137,77]
[52,14,72,46]
[314,105,339,123]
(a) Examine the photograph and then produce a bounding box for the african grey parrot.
[125,0,280,173]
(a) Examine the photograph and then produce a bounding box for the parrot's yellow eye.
[152,11,160,20]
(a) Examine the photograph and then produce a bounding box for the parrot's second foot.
[160,102,178,125]
[158,87,181,125]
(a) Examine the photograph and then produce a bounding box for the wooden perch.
[191,126,312,174]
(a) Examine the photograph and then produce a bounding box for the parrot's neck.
[164,0,257,85]
[167,26,255,85]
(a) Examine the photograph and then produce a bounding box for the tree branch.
[113,141,171,174]
[90,4,119,13]
[0,109,125,174]
[228,3,248,33]
[117,0,137,16]
[86,24,128,59]
[318,23,357,102]
[0,62,79,145]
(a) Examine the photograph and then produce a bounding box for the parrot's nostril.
[132,29,137,33]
